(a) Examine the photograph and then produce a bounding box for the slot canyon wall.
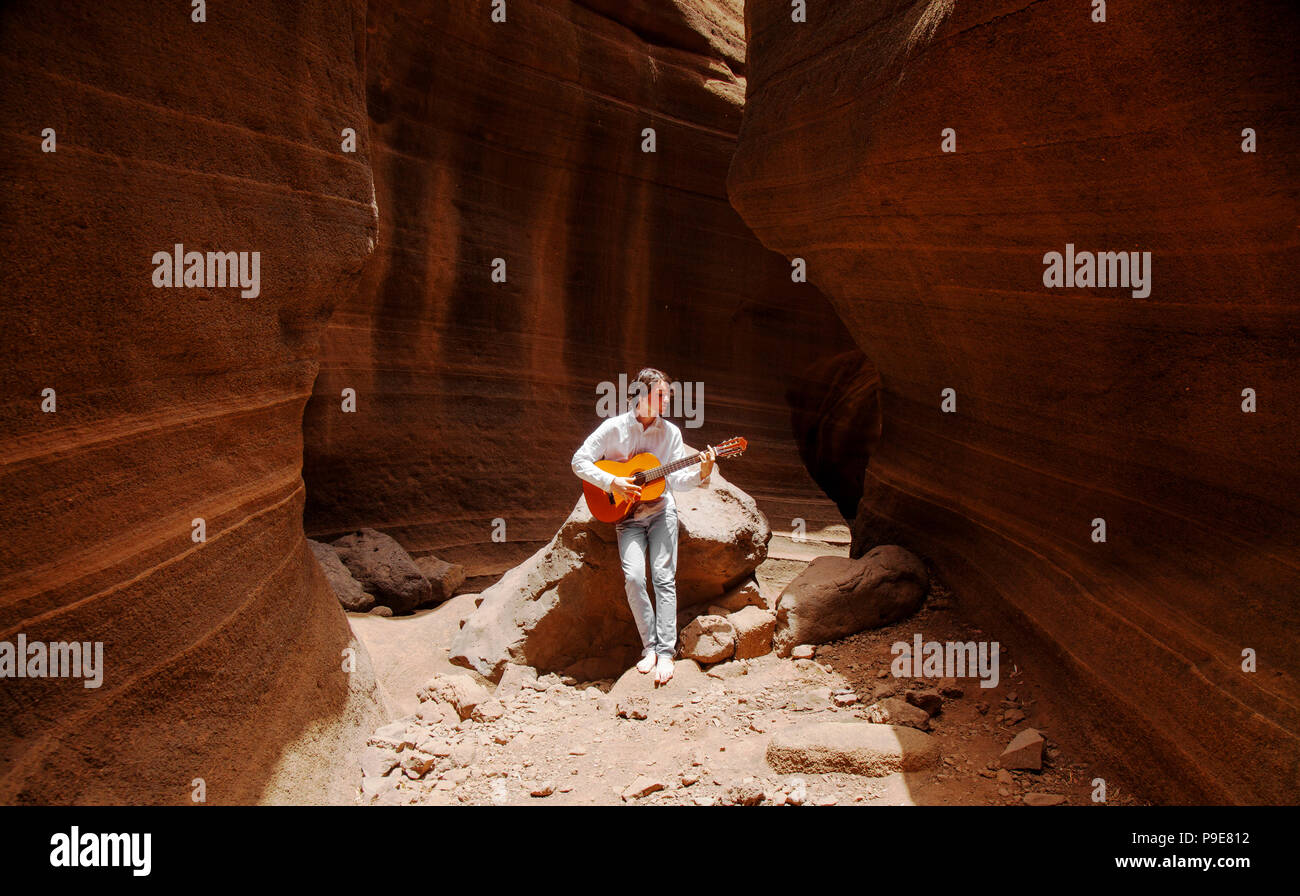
[0,0,867,805]
[727,0,1300,803]
[301,0,865,586]
[0,0,388,803]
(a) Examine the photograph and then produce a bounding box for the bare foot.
[653,655,674,686]
[636,650,656,674]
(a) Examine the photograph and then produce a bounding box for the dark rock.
[773,546,928,655]
[308,539,374,612]
[332,528,432,614]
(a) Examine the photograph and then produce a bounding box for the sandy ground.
[349,544,1149,806]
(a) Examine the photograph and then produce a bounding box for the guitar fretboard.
[637,451,705,485]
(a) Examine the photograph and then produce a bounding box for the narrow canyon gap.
[300,0,867,589]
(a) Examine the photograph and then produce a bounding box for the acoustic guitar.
[581,436,748,523]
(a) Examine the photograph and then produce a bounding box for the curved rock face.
[301,0,859,589]
[728,0,1300,803]
[0,0,386,803]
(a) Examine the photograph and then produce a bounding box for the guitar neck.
[638,451,706,484]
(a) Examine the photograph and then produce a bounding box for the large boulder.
[773,546,929,655]
[449,464,770,682]
[308,539,374,613]
[413,555,466,605]
[331,528,432,615]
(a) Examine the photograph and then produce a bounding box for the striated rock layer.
[301,0,861,589]
[728,0,1300,803]
[0,0,386,803]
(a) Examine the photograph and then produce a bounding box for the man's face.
[637,381,671,418]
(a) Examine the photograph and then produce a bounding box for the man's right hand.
[610,477,641,503]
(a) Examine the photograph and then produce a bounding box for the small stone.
[622,776,666,801]
[999,728,1045,771]
[495,663,539,702]
[361,775,397,799]
[530,781,555,797]
[423,739,453,757]
[786,777,807,805]
[418,673,492,720]
[449,742,477,767]
[767,722,939,775]
[471,699,506,723]
[786,687,832,712]
[440,767,470,784]
[905,689,944,715]
[729,606,777,659]
[360,745,399,778]
[617,696,650,720]
[679,615,737,664]
[791,645,816,660]
[722,780,764,806]
[1023,792,1065,807]
[863,697,931,731]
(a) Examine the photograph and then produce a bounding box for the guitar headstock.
[711,436,748,459]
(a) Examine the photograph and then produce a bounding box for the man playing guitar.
[571,368,716,685]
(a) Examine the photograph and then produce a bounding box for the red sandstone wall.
[728,0,1300,803]
[0,0,386,804]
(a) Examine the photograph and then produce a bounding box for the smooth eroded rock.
[766,722,940,776]
[773,546,928,655]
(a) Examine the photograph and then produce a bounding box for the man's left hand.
[700,446,717,479]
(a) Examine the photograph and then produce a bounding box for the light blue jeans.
[615,499,679,659]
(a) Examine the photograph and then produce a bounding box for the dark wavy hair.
[630,367,671,411]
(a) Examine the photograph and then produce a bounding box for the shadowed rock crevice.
[787,349,882,521]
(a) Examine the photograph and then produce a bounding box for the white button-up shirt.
[571,408,710,520]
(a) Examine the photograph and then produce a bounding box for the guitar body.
[577,435,747,524]
[582,453,667,523]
